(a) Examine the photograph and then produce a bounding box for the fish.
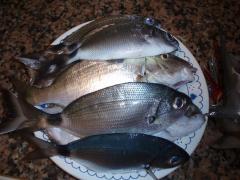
[17,15,179,87]
[47,15,179,60]
[0,83,204,137]
[45,112,205,145]
[13,54,197,110]
[24,133,190,173]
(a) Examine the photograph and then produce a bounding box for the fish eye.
[164,32,179,47]
[173,97,186,109]
[146,116,156,124]
[169,155,182,166]
[145,17,155,26]
[160,54,169,59]
[165,32,175,42]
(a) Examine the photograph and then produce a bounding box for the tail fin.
[17,53,75,88]
[0,90,50,135]
[23,134,69,160]
[47,42,80,56]
[16,54,42,70]
[10,77,39,105]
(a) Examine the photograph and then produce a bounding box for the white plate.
[35,21,209,180]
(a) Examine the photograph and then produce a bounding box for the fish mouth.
[184,104,202,117]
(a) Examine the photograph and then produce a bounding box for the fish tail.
[18,52,76,87]
[0,90,58,135]
[16,54,42,86]
[10,77,40,105]
[16,53,43,70]
[24,135,69,160]
[47,42,80,56]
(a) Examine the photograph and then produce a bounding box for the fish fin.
[46,43,66,54]
[145,99,161,124]
[23,138,56,160]
[30,55,78,88]
[17,51,76,88]
[23,150,50,161]
[24,135,69,160]
[212,135,240,149]
[16,54,43,70]
[47,42,80,56]
[0,90,50,135]
[10,77,38,103]
[144,165,158,180]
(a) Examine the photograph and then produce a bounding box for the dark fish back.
[66,134,171,170]
[64,83,173,113]
[63,15,143,45]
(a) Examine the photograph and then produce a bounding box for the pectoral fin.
[144,165,158,180]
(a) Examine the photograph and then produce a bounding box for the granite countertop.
[0,0,240,179]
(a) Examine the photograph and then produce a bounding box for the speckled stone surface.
[0,0,240,179]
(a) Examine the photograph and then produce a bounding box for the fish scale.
[77,22,150,60]
[13,55,196,114]
[18,15,180,88]
[54,83,191,137]
[26,133,189,172]
[61,16,139,45]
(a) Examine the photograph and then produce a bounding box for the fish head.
[147,29,179,53]
[150,141,189,168]
[145,54,197,88]
[142,17,179,53]
[164,113,205,139]
[154,91,204,128]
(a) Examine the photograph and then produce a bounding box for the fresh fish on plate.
[17,15,179,87]
[0,83,204,138]
[13,54,197,110]
[24,133,190,173]
[45,112,205,145]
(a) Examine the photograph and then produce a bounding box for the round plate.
[35,21,209,180]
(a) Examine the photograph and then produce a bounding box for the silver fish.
[17,15,179,87]
[45,113,205,145]
[13,54,196,110]
[47,15,179,60]
[0,83,204,138]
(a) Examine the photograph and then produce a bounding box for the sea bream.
[17,15,179,87]
[13,54,197,110]
[0,83,204,138]
[24,133,190,173]
[46,113,205,145]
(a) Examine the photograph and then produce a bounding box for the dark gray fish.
[17,15,179,87]
[25,133,190,172]
[0,83,204,137]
